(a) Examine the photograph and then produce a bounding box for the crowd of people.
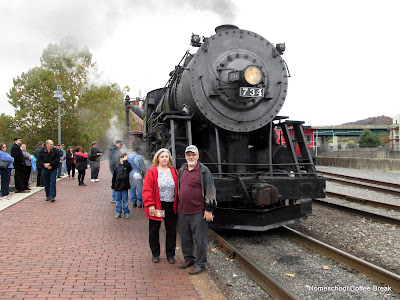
[1,137,217,276]
[0,138,104,201]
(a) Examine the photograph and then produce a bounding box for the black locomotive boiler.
[134,25,325,230]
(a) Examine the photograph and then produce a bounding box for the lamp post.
[53,85,66,145]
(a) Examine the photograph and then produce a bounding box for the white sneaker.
[95,179,99,182]
[91,179,95,182]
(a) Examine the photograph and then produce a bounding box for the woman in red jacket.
[74,147,88,186]
[142,148,178,264]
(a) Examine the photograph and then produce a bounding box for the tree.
[77,84,124,150]
[7,38,125,152]
[0,113,15,146]
[358,129,381,148]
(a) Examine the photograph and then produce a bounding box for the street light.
[53,85,66,145]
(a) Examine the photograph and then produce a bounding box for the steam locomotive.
[133,25,325,231]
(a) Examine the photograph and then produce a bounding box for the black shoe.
[152,256,160,263]
[57,176,62,178]
[132,203,137,208]
[45,197,50,201]
[179,260,194,269]
[167,257,176,264]
[40,185,44,187]
[49,198,55,202]
[81,183,87,186]
[188,266,205,275]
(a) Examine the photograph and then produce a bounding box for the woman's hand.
[149,206,155,216]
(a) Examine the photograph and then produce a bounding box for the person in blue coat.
[0,143,15,199]
[128,146,147,207]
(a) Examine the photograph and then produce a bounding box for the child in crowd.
[111,153,132,219]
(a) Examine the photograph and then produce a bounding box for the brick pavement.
[0,166,202,299]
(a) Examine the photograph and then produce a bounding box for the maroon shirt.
[178,163,203,214]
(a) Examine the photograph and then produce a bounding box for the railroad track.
[325,191,400,213]
[208,228,400,299]
[313,198,400,226]
[318,170,400,196]
[280,227,400,293]
[208,229,299,300]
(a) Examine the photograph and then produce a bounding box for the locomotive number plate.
[240,87,264,97]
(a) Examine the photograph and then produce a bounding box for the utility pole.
[53,85,66,145]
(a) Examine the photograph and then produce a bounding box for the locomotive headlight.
[244,66,262,85]
[190,34,202,47]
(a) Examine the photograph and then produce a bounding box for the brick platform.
[0,166,202,299]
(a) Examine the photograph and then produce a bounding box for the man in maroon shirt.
[178,145,217,275]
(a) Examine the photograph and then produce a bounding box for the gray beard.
[188,161,196,166]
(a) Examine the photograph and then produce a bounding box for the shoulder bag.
[0,159,11,170]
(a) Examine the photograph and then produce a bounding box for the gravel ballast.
[204,166,400,299]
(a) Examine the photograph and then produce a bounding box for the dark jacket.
[37,147,60,169]
[89,148,102,162]
[109,145,122,172]
[75,152,88,171]
[178,162,217,212]
[111,160,132,191]
[33,147,43,159]
[11,143,25,170]
[66,151,75,167]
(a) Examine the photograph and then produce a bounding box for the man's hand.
[204,210,214,222]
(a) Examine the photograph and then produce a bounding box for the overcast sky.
[0,0,399,126]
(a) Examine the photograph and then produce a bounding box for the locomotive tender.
[135,25,325,230]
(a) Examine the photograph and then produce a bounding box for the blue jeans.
[129,175,143,206]
[0,168,12,196]
[115,190,129,216]
[57,162,63,176]
[42,168,57,199]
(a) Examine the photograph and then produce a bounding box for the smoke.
[167,0,237,21]
[104,115,126,151]
[0,1,237,51]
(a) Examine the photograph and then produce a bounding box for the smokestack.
[215,24,239,34]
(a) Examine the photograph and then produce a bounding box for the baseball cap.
[115,140,123,144]
[185,145,198,154]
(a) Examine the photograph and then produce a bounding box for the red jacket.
[143,166,178,221]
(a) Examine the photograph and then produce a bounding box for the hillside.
[342,115,392,126]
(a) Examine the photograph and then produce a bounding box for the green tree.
[0,113,15,146]
[77,84,124,151]
[358,129,381,148]
[7,38,124,152]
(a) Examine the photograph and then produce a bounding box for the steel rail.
[281,226,400,293]
[319,171,400,193]
[313,199,400,226]
[208,229,301,300]
[325,191,400,212]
